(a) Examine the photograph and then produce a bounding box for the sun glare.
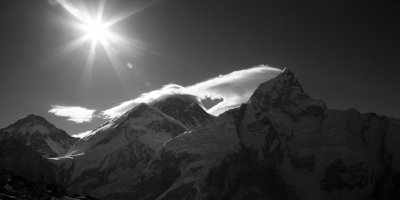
[57,0,128,52]
[82,19,111,44]
[55,0,156,94]
[85,21,107,41]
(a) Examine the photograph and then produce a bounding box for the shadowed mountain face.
[226,69,400,199]
[0,114,77,158]
[0,114,79,189]
[1,69,400,200]
[151,94,215,128]
[0,168,98,200]
[0,139,56,183]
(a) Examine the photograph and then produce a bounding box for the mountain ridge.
[1,68,399,199]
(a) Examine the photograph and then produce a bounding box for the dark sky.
[0,0,399,135]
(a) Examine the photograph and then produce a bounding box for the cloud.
[185,65,282,115]
[48,106,96,123]
[100,65,282,118]
[72,130,93,138]
[100,84,191,118]
[149,93,201,106]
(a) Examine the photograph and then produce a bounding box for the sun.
[55,0,153,90]
[81,19,111,44]
[57,0,125,50]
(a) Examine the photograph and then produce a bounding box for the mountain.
[0,114,78,186]
[229,69,400,199]
[0,114,77,158]
[59,103,188,199]
[3,69,399,200]
[150,94,215,128]
[84,68,400,200]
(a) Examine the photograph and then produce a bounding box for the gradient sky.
[1,0,399,135]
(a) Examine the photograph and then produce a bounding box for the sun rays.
[51,0,145,94]
[47,0,172,98]
[59,0,127,58]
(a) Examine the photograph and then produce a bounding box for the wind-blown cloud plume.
[72,130,93,138]
[100,84,193,118]
[48,106,96,123]
[101,65,282,118]
[186,65,282,115]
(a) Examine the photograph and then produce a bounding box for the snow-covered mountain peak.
[3,114,62,136]
[250,68,303,100]
[150,94,202,114]
[25,113,48,121]
[151,94,215,128]
[64,102,189,191]
[0,114,77,158]
[125,103,154,118]
[152,94,200,105]
[248,68,326,114]
[112,102,187,129]
[68,102,188,156]
[79,103,158,140]
[238,69,326,151]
